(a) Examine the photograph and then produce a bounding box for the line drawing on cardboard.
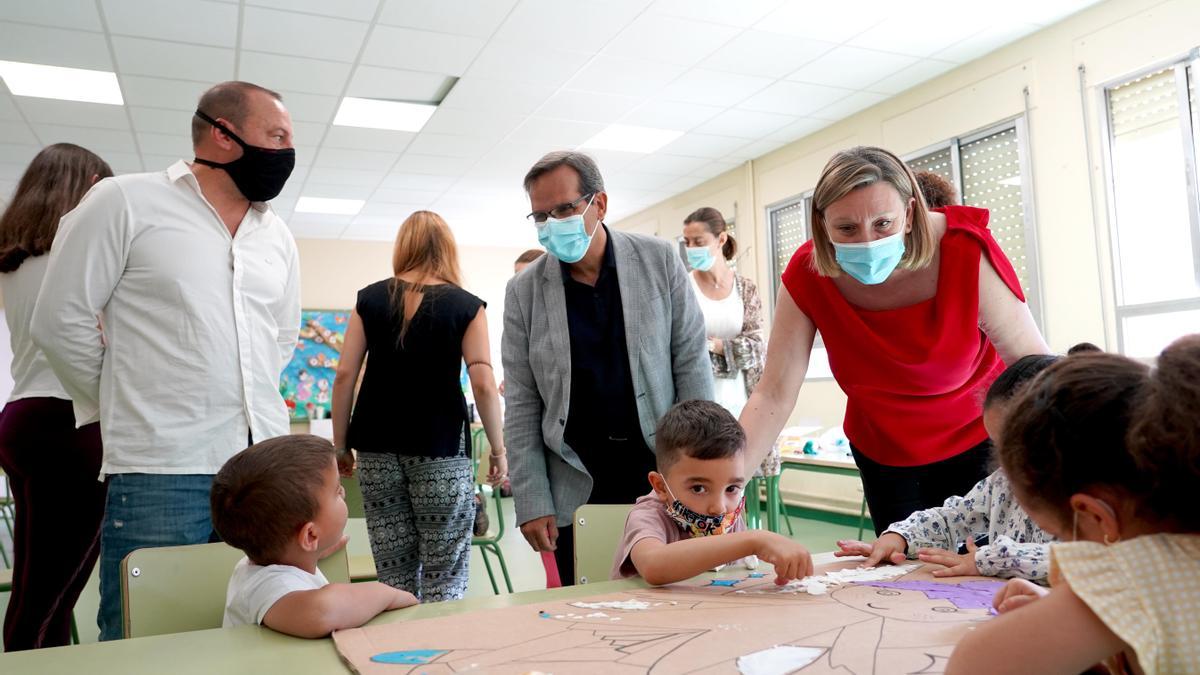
[333,562,1002,675]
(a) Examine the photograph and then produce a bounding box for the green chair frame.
[469,427,512,594]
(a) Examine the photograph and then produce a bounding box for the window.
[1101,56,1200,358]
[906,119,1044,328]
[765,192,833,379]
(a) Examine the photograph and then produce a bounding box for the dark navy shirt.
[560,227,654,502]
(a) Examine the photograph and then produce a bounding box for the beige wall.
[289,237,528,433]
[612,0,1200,512]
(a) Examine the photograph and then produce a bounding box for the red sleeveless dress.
[781,206,1025,467]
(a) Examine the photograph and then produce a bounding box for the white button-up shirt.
[32,160,301,476]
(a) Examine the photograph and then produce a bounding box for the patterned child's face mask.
[663,484,744,537]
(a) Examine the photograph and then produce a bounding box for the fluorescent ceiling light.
[581,124,683,153]
[296,197,365,215]
[0,60,123,105]
[333,96,436,132]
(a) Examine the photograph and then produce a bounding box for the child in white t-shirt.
[212,434,417,637]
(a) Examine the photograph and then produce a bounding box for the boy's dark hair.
[1066,341,1102,355]
[655,400,745,473]
[998,352,1150,528]
[984,354,1060,408]
[211,434,335,563]
[514,248,544,265]
[913,170,959,208]
[1127,334,1200,531]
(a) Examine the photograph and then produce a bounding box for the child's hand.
[835,532,908,567]
[919,537,981,577]
[753,532,814,585]
[993,578,1048,614]
[388,588,419,611]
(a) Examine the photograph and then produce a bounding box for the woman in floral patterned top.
[836,352,1074,582]
[680,208,773,476]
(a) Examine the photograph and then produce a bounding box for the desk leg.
[765,474,781,534]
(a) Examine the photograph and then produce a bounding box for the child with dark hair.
[212,435,417,638]
[948,335,1200,675]
[836,352,1064,581]
[611,400,813,586]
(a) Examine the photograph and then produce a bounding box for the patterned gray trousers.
[356,440,475,602]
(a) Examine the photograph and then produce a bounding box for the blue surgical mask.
[685,245,716,272]
[536,194,598,264]
[663,484,744,537]
[832,229,906,285]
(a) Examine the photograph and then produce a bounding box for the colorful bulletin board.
[280,309,348,421]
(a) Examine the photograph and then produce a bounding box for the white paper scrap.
[569,599,652,611]
[783,564,918,595]
[737,645,824,674]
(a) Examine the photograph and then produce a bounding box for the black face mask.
[193,110,295,202]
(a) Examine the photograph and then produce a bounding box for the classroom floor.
[0,496,861,648]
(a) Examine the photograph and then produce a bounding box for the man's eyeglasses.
[526,193,595,225]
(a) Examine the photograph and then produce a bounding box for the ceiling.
[0,0,1101,247]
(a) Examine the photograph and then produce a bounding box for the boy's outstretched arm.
[262,582,417,638]
[631,531,813,586]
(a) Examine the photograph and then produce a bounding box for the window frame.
[1096,48,1200,356]
[903,116,1046,330]
[764,189,834,380]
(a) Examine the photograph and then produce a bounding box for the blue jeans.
[97,473,216,641]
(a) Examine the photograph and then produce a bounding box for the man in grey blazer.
[502,150,713,585]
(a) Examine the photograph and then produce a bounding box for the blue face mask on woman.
[685,245,716,272]
[832,229,906,285]
[536,194,598,264]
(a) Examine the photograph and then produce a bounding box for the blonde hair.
[809,146,936,277]
[389,210,463,343]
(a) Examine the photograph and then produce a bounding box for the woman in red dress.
[741,146,1049,537]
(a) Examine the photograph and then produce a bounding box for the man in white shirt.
[32,81,302,641]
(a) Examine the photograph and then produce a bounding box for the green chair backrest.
[121,542,350,638]
[341,474,365,519]
[572,504,634,585]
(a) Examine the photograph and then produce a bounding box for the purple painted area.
[859,580,1004,610]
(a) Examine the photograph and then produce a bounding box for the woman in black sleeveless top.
[332,211,506,602]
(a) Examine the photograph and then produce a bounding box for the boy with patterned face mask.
[611,400,814,585]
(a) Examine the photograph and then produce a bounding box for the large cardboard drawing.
[333,560,1001,674]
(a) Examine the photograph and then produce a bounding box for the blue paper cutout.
[709,578,741,587]
[538,611,551,618]
[747,573,766,578]
[370,649,448,665]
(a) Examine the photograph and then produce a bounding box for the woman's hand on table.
[835,532,908,567]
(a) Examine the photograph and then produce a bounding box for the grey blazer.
[502,229,714,528]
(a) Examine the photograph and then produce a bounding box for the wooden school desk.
[0,576,649,675]
[5,552,967,675]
